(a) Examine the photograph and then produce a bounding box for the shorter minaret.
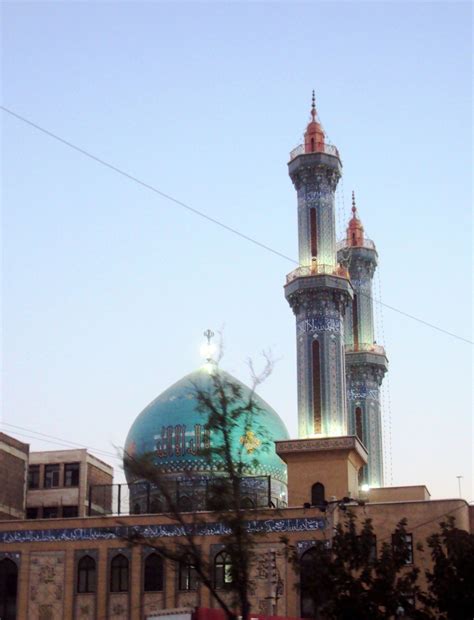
[337,194,388,488]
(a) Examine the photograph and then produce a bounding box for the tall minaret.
[337,193,388,488]
[285,94,353,439]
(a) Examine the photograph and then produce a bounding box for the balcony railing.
[336,238,376,251]
[345,343,386,355]
[87,476,286,516]
[289,142,340,162]
[286,263,349,284]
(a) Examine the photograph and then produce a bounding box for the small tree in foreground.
[420,516,474,620]
[123,353,274,620]
[292,511,430,620]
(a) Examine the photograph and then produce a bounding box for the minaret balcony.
[345,343,389,375]
[345,343,386,356]
[286,263,349,285]
[336,238,376,251]
[289,142,340,162]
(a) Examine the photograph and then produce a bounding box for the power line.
[1,106,296,265]
[2,106,472,345]
[359,290,472,345]
[0,422,123,464]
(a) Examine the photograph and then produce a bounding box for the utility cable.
[0,421,123,463]
[1,106,472,345]
[1,106,296,265]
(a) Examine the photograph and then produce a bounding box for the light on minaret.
[285,93,353,440]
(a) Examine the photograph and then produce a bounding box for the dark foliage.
[421,516,474,620]
[293,511,430,620]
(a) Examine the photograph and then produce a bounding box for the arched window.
[178,495,192,512]
[110,554,129,592]
[312,340,322,434]
[300,548,318,618]
[355,407,363,442]
[178,560,198,591]
[77,555,96,593]
[144,554,163,592]
[311,482,325,506]
[150,498,162,514]
[0,558,18,620]
[310,208,317,258]
[352,295,359,349]
[300,547,329,618]
[240,497,255,509]
[214,551,233,589]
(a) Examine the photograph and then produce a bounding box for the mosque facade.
[0,97,471,620]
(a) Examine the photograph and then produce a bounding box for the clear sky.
[2,2,472,502]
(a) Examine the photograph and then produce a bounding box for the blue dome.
[124,367,289,484]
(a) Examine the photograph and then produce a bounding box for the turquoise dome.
[124,367,289,484]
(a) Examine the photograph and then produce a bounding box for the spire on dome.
[346,191,365,247]
[200,329,217,366]
[311,90,316,122]
[304,90,325,154]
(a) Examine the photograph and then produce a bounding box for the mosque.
[0,96,471,620]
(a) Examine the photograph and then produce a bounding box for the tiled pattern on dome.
[124,368,290,488]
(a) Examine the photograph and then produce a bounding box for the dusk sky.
[2,2,472,501]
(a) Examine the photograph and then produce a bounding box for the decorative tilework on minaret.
[285,94,353,440]
[337,193,388,488]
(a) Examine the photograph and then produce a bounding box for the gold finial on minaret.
[347,191,365,247]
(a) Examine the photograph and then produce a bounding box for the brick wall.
[86,462,114,514]
[87,463,113,488]
[0,433,29,519]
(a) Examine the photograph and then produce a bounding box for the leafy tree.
[293,510,430,620]
[421,516,474,619]
[123,352,273,620]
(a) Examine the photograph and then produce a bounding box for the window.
[312,340,321,434]
[178,560,198,591]
[355,407,363,442]
[26,507,38,519]
[352,296,359,349]
[44,464,60,488]
[300,548,318,618]
[0,558,18,620]
[110,554,129,592]
[311,482,325,507]
[392,533,413,565]
[150,498,162,514]
[144,554,164,592]
[64,463,80,487]
[43,506,59,519]
[240,497,255,509]
[63,506,78,518]
[28,465,40,489]
[177,495,192,512]
[77,555,96,593]
[357,534,377,562]
[214,551,233,589]
[310,208,317,258]
[403,534,414,565]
